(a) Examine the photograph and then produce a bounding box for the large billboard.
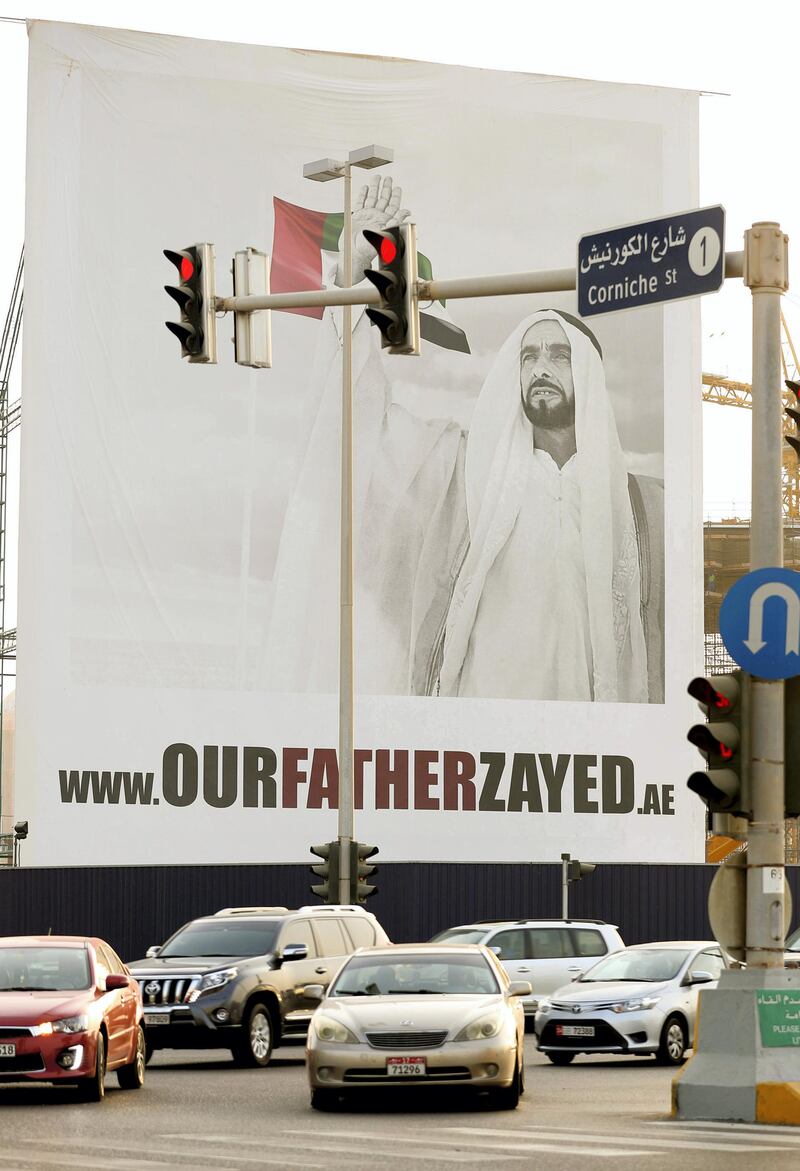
[18,21,704,865]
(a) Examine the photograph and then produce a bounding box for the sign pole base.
[673,969,800,1124]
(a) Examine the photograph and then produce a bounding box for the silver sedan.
[534,940,725,1065]
[305,944,530,1110]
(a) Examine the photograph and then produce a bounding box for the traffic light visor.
[687,675,736,714]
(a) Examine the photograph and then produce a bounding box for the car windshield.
[786,930,800,954]
[158,920,281,958]
[329,952,500,996]
[0,946,91,991]
[579,948,691,983]
[429,928,489,945]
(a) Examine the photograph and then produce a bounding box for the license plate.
[143,1013,170,1026]
[0,1043,15,1057]
[387,1056,426,1077]
[558,1025,595,1037]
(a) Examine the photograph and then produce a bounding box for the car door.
[310,918,352,992]
[95,944,133,1065]
[526,927,583,996]
[485,929,534,988]
[275,919,324,1021]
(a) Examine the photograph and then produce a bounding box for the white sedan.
[534,940,726,1065]
[305,943,530,1110]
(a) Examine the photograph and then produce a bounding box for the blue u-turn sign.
[719,568,800,679]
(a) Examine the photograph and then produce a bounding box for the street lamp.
[303,144,393,905]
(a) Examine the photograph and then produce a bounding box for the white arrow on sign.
[743,582,800,654]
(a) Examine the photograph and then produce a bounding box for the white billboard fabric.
[18,21,704,865]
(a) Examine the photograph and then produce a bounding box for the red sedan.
[0,935,145,1100]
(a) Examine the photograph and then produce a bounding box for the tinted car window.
[571,929,608,958]
[489,929,529,961]
[529,928,572,959]
[158,920,280,958]
[343,916,377,949]
[312,919,349,956]
[96,943,125,975]
[278,920,316,957]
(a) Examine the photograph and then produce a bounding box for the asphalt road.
[2,1038,800,1170]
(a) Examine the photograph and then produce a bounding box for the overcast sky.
[1,0,799,627]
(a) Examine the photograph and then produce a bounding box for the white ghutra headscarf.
[438,308,648,703]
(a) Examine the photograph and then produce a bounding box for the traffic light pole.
[745,224,788,969]
[338,160,354,906]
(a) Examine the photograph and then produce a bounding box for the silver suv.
[429,919,625,1020]
[127,904,390,1067]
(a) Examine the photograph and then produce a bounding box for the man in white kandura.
[260,176,663,702]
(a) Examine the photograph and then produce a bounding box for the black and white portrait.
[260,178,664,703]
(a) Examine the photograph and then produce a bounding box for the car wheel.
[231,1002,274,1068]
[117,1025,146,1090]
[490,1060,521,1109]
[144,1039,155,1066]
[546,1051,575,1066]
[657,1015,688,1065]
[76,1033,106,1102]
[524,1017,537,1034]
[310,1088,341,1111]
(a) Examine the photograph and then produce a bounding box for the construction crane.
[702,311,800,517]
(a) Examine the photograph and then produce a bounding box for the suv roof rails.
[213,907,290,916]
[472,918,610,926]
[296,905,372,915]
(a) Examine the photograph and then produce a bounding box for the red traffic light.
[379,237,397,265]
[688,677,732,713]
[180,255,195,280]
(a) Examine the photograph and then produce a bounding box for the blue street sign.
[719,567,800,679]
[578,205,725,318]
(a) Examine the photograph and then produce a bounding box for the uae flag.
[270,196,470,354]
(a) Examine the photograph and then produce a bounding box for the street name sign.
[719,567,800,679]
[578,205,725,317]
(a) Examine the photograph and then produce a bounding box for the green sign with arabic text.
[757,990,800,1047]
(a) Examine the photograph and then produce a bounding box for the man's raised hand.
[348,175,411,277]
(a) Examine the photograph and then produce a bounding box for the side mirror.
[145,946,161,959]
[106,973,131,991]
[507,981,533,998]
[280,943,309,963]
[304,984,325,1001]
[489,946,502,957]
[689,970,715,985]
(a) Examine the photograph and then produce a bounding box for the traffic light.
[164,243,217,363]
[687,671,751,818]
[232,247,272,368]
[350,842,379,903]
[310,841,340,904]
[568,860,596,882]
[363,224,420,355]
[785,380,800,457]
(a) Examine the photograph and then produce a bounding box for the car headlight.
[455,1010,505,1041]
[313,1014,358,1044]
[611,996,661,1013]
[189,968,239,1000]
[49,1014,90,1034]
[536,999,551,1013]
